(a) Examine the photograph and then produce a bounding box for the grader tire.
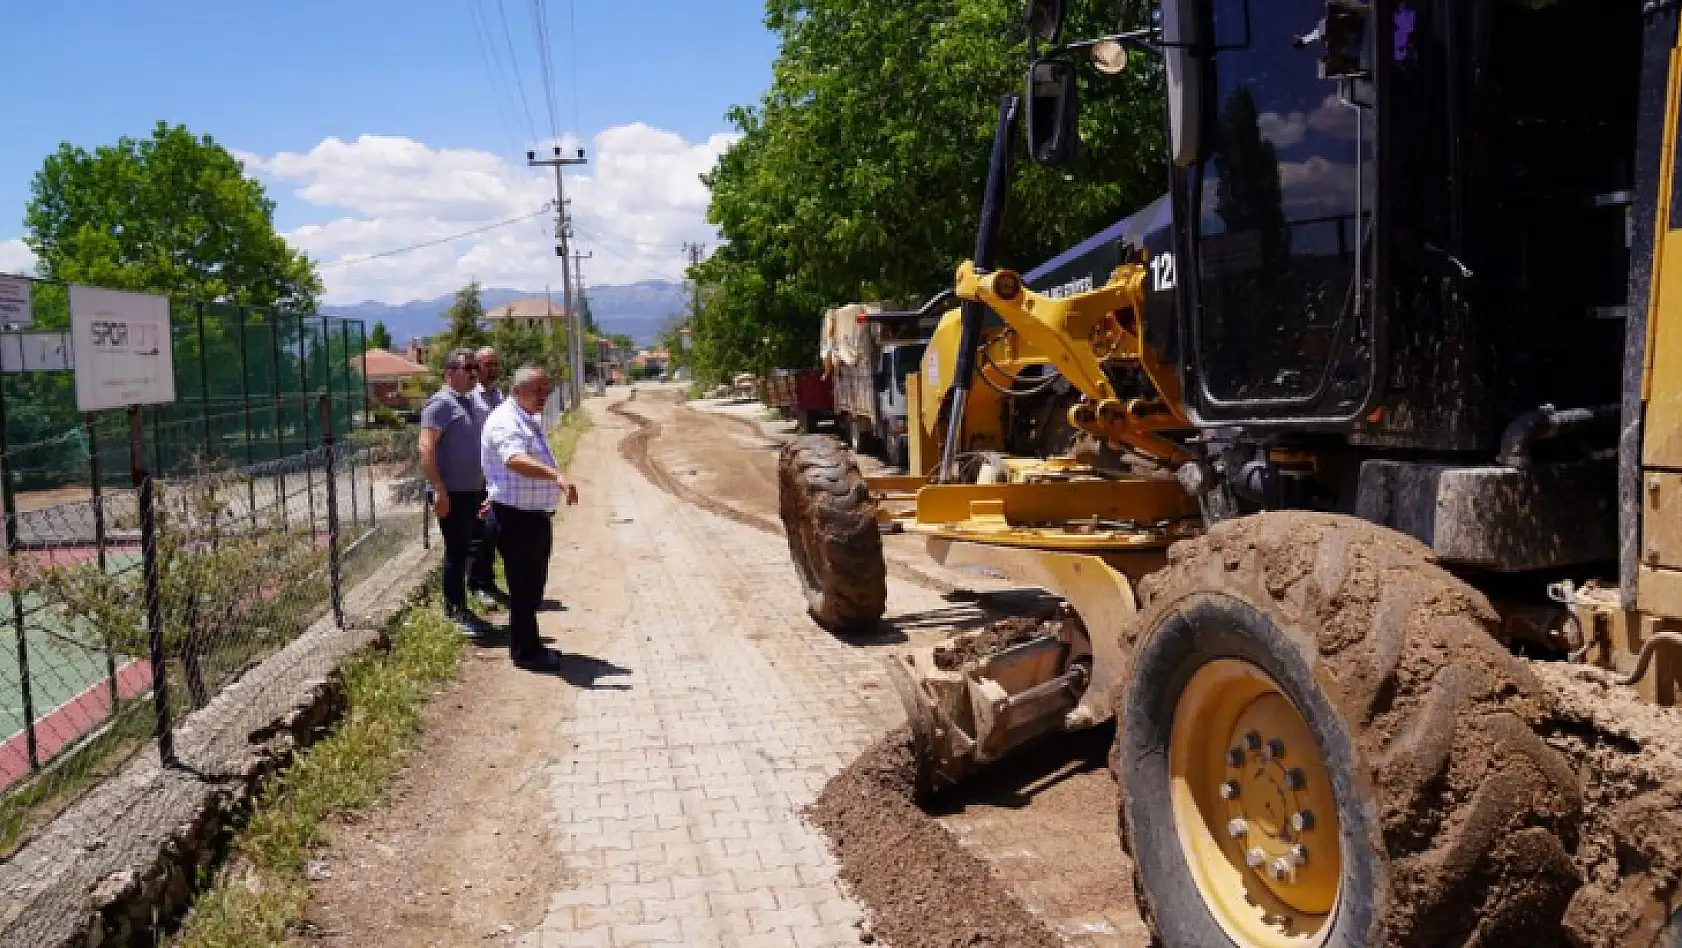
[1116,512,1583,948]
[777,435,886,634]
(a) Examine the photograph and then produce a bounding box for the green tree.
[689,0,1164,380]
[490,316,563,382]
[429,281,489,376]
[24,121,321,308]
[577,292,598,335]
[369,320,393,350]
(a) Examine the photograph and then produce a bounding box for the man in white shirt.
[480,365,578,671]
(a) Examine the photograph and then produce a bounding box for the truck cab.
[873,341,928,468]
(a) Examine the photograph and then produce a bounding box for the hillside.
[322,281,688,346]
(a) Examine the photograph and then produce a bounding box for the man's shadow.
[519,651,633,689]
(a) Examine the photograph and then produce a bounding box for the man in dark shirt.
[468,345,508,607]
[419,348,490,635]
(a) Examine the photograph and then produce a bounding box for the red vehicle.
[762,367,835,433]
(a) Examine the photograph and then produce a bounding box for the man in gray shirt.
[468,345,507,606]
[420,347,490,634]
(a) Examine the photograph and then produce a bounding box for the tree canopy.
[687,0,1165,380]
[429,281,567,383]
[369,321,394,351]
[24,121,321,309]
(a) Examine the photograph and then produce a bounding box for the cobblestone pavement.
[519,396,962,948]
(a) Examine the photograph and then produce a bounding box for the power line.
[493,0,541,143]
[465,0,534,148]
[529,0,562,142]
[566,0,581,134]
[316,205,553,270]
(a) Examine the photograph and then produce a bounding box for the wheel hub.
[1169,660,1342,947]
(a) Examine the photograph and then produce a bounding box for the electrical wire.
[466,0,536,148]
[493,0,542,144]
[530,0,562,143]
[566,0,581,135]
[316,205,553,270]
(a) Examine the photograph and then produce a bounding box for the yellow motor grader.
[778,0,1682,945]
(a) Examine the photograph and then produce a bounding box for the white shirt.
[480,398,561,512]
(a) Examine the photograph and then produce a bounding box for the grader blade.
[884,538,1143,797]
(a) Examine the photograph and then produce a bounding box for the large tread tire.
[777,434,887,633]
[1116,512,1583,948]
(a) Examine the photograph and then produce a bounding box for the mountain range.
[321,280,690,348]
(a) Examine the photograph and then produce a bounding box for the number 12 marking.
[1150,253,1177,292]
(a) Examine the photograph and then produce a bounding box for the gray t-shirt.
[421,386,484,492]
[472,384,504,418]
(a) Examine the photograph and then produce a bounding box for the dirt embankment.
[1536,662,1682,946]
[807,730,1065,948]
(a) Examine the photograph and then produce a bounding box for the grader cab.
[782,0,1682,944]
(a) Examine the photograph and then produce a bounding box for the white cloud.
[0,240,37,277]
[239,124,738,304]
[1307,94,1359,138]
[1257,111,1306,149]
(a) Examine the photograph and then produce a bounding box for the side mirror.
[1024,0,1066,44]
[1160,0,1205,166]
[1026,60,1079,166]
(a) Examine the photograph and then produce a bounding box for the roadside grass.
[172,603,463,948]
[547,408,591,472]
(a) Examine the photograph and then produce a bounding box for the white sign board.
[0,332,72,373]
[0,276,31,328]
[69,285,176,411]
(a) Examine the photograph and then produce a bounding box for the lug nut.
[1245,847,1266,868]
[1244,730,1262,751]
[1226,818,1248,839]
[1291,809,1315,832]
[1264,737,1285,760]
[1226,747,1246,767]
[1219,780,1241,800]
[1284,767,1307,790]
[1291,844,1309,866]
[1270,858,1293,881]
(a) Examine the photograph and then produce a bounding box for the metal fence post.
[196,301,212,460]
[298,314,317,536]
[238,307,257,525]
[268,310,287,530]
[339,321,360,532]
[131,407,173,765]
[318,396,344,629]
[0,374,38,771]
[85,413,119,712]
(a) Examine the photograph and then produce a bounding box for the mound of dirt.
[1534,662,1682,947]
[805,730,1063,948]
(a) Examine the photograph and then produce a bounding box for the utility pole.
[682,242,705,326]
[570,250,599,393]
[528,145,588,409]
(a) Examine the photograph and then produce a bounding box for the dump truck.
[779,0,1682,944]
[819,303,932,468]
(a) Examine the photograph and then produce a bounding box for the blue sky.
[0,0,777,302]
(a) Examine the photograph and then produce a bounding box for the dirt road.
[620,387,1151,946]
[299,386,1146,947]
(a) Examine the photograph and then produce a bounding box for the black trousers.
[438,489,485,612]
[469,511,499,592]
[487,502,553,659]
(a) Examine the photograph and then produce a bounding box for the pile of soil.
[1533,662,1682,946]
[805,729,1063,948]
[932,617,1047,671]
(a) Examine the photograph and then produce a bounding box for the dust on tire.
[777,434,886,633]
[1119,512,1583,947]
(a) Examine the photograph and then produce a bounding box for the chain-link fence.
[0,277,428,856]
